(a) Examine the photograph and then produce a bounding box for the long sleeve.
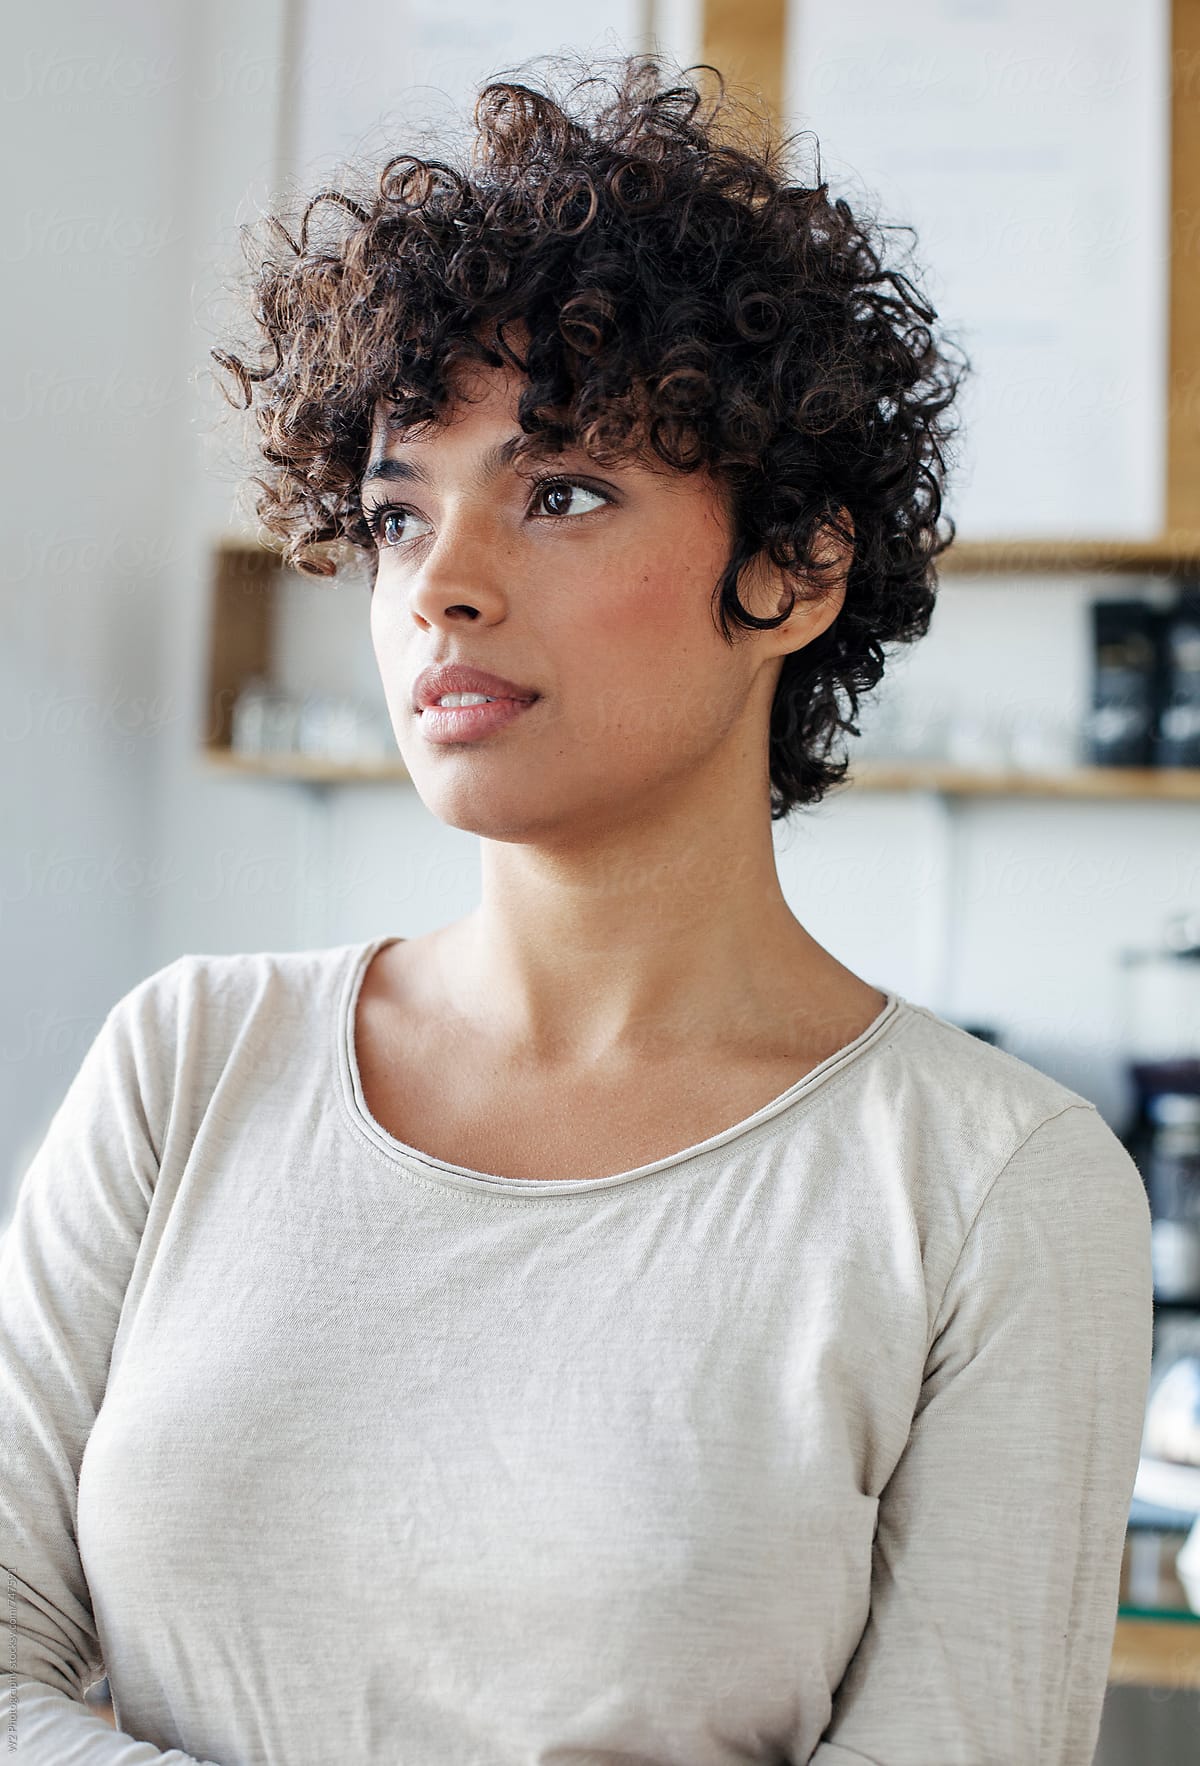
[808,1102,1154,1766]
[0,962,221,1764]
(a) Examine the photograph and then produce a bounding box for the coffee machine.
[1121,912,1200,1310]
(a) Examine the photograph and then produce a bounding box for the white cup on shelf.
[1176,1517,1200,1614]
[1007,711,1083,772]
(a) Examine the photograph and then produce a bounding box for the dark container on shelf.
[1152,584,1200,768]
[1085,598,1167,767]
[1146,1092,1200,1305]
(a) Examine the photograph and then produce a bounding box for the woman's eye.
[366,483,606,547]
[534,481,608,518]
[370,506,431,548]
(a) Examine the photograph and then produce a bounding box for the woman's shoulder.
[885,994,1098,1117]
[846,1000,1151,1338]
[867,994,1139,1225]
[105,938,373,1060]
[122,937,370,1002]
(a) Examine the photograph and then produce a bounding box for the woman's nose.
[408,506,510,626]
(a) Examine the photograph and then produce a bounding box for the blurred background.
[5,0,1200,1757]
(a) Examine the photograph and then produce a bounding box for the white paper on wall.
[288,0,653,191]
[783,0,1170,541]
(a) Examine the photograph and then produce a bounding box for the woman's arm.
[0,964,222,1764]
[808,1102,1154,1766]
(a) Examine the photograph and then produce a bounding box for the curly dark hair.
[211,53,965,818]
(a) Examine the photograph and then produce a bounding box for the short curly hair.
[211,52,965,818]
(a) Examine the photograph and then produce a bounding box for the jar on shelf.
[294,693,393,762]
[231,677,300,755]
[230,675,272,755]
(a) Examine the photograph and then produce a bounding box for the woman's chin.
[410,778,563,843]
[409,770,633,846]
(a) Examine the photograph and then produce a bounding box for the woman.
[1,54,1152,1766]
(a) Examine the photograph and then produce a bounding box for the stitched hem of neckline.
[335,932,910,1197]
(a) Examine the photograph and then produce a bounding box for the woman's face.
[364,357,812,844]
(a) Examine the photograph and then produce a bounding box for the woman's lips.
[417,696,540,743]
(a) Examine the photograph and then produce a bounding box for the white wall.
[2,0,197,1211]
[779,577,1199,1128]
[4,0,1197,1229]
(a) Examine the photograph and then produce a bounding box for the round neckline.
[336,932,908,1197]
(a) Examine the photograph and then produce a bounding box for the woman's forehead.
[369,361,525,443]
[364,400,712,499]
[366,370,722,502]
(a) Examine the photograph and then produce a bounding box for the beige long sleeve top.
[1,933,1153,1765]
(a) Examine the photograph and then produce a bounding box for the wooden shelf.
[1112,1528,1200,1689]
[200,748,408,784]
[211,531,1200,584]
[1111,1615,1200,1689]
[843,763,1200,800]
[202,540,390,776]
[940,537,1200,577]
[196,746,1200,799]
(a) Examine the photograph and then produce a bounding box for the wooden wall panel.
[700,0,785,130]
[204,545,276,752]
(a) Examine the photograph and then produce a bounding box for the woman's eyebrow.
[360,433,568,497]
